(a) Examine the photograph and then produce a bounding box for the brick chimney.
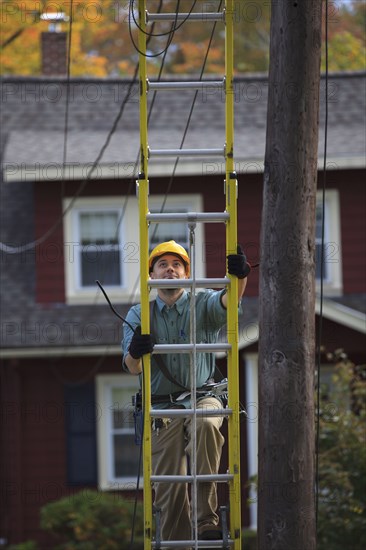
[41,31,67,76]
[40,12,69,76]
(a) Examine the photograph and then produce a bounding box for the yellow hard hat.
[149,240,190,275]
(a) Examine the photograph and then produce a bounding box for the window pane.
[315,243,328,281]
[112,389,134,429]
[113,434,140,478]
[81,249,121,286]
[110,387,139,479]
[149,209,188,251]
[80,212,119,244]
[316,206,323,238]
[113,408,134,430]
[112,388,127,403]
[64,383,97,485]
[315,204,328,281]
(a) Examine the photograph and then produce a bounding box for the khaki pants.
[152,396,225,545]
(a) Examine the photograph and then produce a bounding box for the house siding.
[33,168,365,303]
[0,362,24,544]
[0,181,36,311]
[34,183,65,304]
[0,357,122,547]
[33,174,263,303]
[338,174,366,294]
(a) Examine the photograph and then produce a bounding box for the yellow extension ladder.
[136,1,241,547]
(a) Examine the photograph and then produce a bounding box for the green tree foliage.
[1,0,365,76]
[0,0,135,76]
[322,0,366,72]
[317,350,366,550]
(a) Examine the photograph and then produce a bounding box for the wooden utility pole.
[258,1,322,549]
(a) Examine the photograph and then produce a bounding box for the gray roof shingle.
[1,72,365,180]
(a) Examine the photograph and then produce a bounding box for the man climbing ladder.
[128,1,244,547]
[123,240,250,545]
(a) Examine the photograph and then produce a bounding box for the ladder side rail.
[137,2,242,547]
[224,2,242,548]
[138,2,153,549]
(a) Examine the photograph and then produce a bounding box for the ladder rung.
[148,278,230,289]
[148,79,224,91]
[147,212,229,223]
[149,148,225,158]
[146,12,225,23]
[152,540,233,548]
[151,473,234,483]
[150,408,232,418]
[153,343,230,353]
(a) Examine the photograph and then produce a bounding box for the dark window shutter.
[64,382,97,485]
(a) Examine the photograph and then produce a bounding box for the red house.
[1,71,365,547]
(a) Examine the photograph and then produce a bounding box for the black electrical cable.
[84,8,181,534]
[150,0,223,236]
[315,0,329,528]
[101,4,226,544]
[129,404,144,549]
[130,0,198,38]
[96,280,136,332]
[0,62,140,255]
[126,8,229,541]
[128,0,224,307]
[128,0,179,58]
[0,7,39,50]
[1,27,25,49]
[93,0,169,300]
[95,279,147,550]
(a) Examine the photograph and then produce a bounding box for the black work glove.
[227,245,251,279]
[129,326,154,359]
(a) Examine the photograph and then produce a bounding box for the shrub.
[8,542,39,550]
[242,528,257,550]
[317,351,366,550]
[40,489,143,549]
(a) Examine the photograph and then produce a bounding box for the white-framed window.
[96,373,141,490]
[243,352,259,531]
[63,197,140,304]
[63,194,205,304]
[316,190,342,296]
[242,353,344,532]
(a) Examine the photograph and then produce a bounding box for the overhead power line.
[315,0,329,528]
[0,74,139,254]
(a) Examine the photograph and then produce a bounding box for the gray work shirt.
[122,289,230,407]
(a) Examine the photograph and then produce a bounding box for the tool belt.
[132,379,228,444]
[132,380,228,445]
[134,380,228,408]
[151,391,185,404]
